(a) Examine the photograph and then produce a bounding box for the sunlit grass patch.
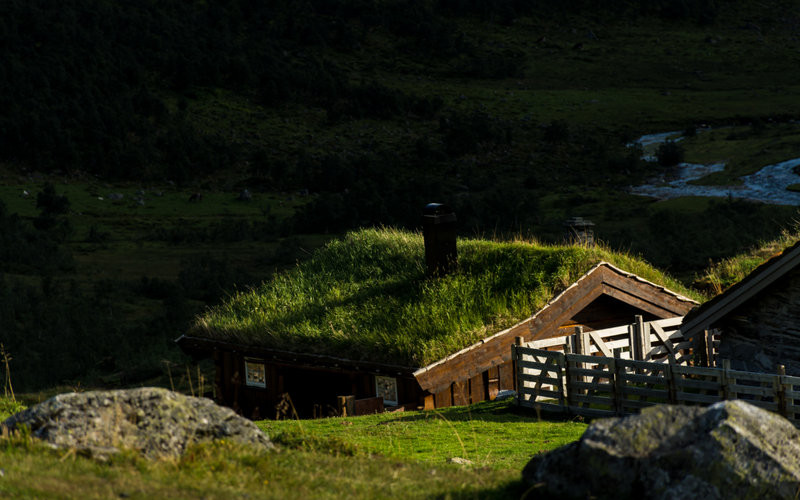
[261,399,587,471]
[0,403,541,499]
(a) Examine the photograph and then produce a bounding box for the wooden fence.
[527,316,719,365]
[514,346,800,426]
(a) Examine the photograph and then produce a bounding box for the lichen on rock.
[1,387,273,460]
[523,401,800,500]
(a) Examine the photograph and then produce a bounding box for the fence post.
[706,330,716,367]
[635,315,649,361]
[721,359,731,400]
[608,357,620,416]
[513,337,526,402]
[572,326,588,393]
[337,395,355,417]
[665,363,677,404]
[573,326,589,355]
[564,353,576,411]
[777,364,788,418]
[556,351,567,412]
[695,330,709,366]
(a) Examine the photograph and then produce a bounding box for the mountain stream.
[629,130,800,205]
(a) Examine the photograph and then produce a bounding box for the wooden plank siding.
[435,389,452,408]
[499,361,515,391]
[469,374,485,404]
[452,380,470,406]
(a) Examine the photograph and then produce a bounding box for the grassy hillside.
[696,228,800,294]
[4,0,800,392]
[3,0,800,250]
[192,227,698,366]
[0,396,587,499]
[0,180,329,392]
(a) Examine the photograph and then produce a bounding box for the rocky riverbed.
[629,130,800,205]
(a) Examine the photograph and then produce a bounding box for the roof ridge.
[597,261,698,304]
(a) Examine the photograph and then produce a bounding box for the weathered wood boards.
[516,345,800,426]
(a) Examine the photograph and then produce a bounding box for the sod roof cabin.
[177,228,697,418]
[682,239,800,375]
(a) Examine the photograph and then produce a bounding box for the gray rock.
[2,387,273,460]
[495,389,516,401]
[523,401,800,500]
[447,457,473,466]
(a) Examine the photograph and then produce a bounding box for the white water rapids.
[629,130,800,205]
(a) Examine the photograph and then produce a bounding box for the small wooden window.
[375,375,398,406]
[245,359,266,388]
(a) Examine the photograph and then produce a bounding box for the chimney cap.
[563,216,595,228]
[423,203,454,217]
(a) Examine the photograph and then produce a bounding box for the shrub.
[656,141,684,167]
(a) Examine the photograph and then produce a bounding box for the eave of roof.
[176,335,418,376]
[681,239,800,338]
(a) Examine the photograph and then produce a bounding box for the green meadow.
[0,396,586,499]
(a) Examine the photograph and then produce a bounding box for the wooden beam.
[650,322,676,358]
[600,283,682,319]
[487,366,499,400]
[588,330,613,357]
[452,380,469,406]
[599,267,695,316]
[527,270,606,340]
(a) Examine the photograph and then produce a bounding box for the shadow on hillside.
[437,479,529,500]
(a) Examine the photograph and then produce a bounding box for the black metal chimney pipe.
[422,203,457,276]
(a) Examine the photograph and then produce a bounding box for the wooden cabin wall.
[717,267,800,376]
[564,295,660,333]
[430,360,516,409]
[213,351,423,418]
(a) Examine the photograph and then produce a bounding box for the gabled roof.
[681,240,800,339]
[413,262,697,394]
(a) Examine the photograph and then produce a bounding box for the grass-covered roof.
[190,228,699,367]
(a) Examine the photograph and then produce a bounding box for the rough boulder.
[523,401,800,500]
[2,387,273,459]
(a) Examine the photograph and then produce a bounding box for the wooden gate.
[527,316,716,365]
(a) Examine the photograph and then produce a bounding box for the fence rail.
[514,345,800,426]
[528,316,721,366]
